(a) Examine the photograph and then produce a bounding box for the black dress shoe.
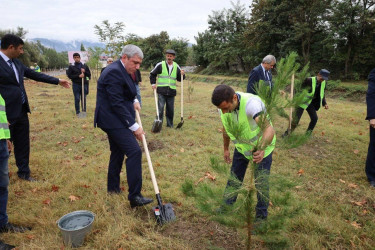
[129,195,153,208]
[0,223,31,233]
[0,240,15,250]
[19,176,37,182]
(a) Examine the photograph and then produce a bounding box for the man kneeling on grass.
[211,84,276,224]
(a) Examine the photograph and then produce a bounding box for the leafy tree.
[166,38,189,66]
[86,46,104,82]
[94,20,126,58]
[139,31,170,69]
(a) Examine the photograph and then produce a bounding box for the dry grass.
[2,72,373,249]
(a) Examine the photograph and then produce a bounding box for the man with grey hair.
[247,55,276,95]
[94,44,153,208]
[100,57,113,74]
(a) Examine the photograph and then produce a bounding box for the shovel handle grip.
[135,110,160,194]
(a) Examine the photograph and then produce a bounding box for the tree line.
[193,0,375,79]
[0,27,68,70]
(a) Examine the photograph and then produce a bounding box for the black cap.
[319,69,330,80]
[165,49,176,55]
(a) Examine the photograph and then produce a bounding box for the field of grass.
[2,71,373,249]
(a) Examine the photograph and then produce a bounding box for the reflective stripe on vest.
[0,95,10,139]
[157,61,178,89]
[299,77,326,109]
[221,92,275,160]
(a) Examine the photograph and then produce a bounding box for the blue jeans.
[224,148,272,219]
[158,94,175,128]
[72,83,88,114]
[0,139,9,226]
[135,84,142,107]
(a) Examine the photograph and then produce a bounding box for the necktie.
[8,60,26,104]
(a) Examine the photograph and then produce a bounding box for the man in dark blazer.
[366,68,375,187]
[94,44,153,208]
[0,34,70,181]
[247,55,276,95]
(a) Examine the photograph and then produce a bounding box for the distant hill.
[29,38,105,52]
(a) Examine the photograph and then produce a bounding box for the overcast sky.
[2,0,248,44]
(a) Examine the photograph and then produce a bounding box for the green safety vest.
[299,77,326,109]
[35,66,41,72]
[0,95,10,140]
[220,92,276,160]
[157,61,177,89]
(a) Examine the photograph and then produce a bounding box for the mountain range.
[29,38,105,52]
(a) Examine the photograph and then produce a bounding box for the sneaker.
[0,223,31,233]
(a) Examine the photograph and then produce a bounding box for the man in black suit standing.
[366,68,375,187]
[0,34,71,181]
[247,55,276,95]
[94,44,153,208]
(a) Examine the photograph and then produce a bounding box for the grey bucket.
[57,210,95,248]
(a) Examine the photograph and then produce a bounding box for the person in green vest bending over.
[283,69,330,137]
[150,49,185,128]
[34,63,41,72]
[212,84,276,223]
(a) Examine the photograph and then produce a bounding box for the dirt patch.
[143,139,164,152]
[160,217,246,249]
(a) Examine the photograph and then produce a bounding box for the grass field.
[2,71,373,249]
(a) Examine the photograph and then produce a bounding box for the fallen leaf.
[351,200,366,206]
[351,221,362,229]
[297,169,304,176]
[339,179,346,183]
[217,128,223,133]
[362,209,369,215]
[359,132,363,135]
[321,131,325,136]
[353,149,359,154]
[26,234,35,240]
[82,184,90,188]
[269,201,273,207]
[295,186,302,189]
[348,183,359,189]
[62,142,68,147]
[180,148,185,153]
[82,124,87,129]
[188,115,193,119]
[74,155,83,160]
[51,185,59,192]
[69,195,80,202]
[155,162,161,167]
[43,199,51,205]
[205,172,216,181]
[31,188,38,193]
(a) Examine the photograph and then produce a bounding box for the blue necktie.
[8,59,26,104]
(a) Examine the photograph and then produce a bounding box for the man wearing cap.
[283,69,330,136]
[150,49,185,128]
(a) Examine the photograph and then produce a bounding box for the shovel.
[135,110,176,225]
[151,89,162,133]
[176,75,184,129]
[78,77,87,118]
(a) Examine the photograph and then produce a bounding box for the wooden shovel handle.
[135,110,160,194]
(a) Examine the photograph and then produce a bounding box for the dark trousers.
[291,105,318,133]
[102,128,142,200]
[72,83,88,114]
[0,139,9,226]
[158,94,174,128]
[9,107,30,179]
[224,149,272,219]
[366,126,375,182]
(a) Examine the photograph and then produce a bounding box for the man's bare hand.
[134,102,141,112]
[252,150,265,164]
[133,127,145,141]
[59,79,71,88]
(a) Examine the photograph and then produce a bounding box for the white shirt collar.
[0,51,11,63]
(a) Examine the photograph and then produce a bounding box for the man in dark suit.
[0,34,71,181]
[247,55,276,95]
[366,68,375,187]
[94,44,153,208]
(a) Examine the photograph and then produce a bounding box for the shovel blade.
[153,203,176,225]
[77,112,87,118]
[151,119,162,133]
[176,118,184,129]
